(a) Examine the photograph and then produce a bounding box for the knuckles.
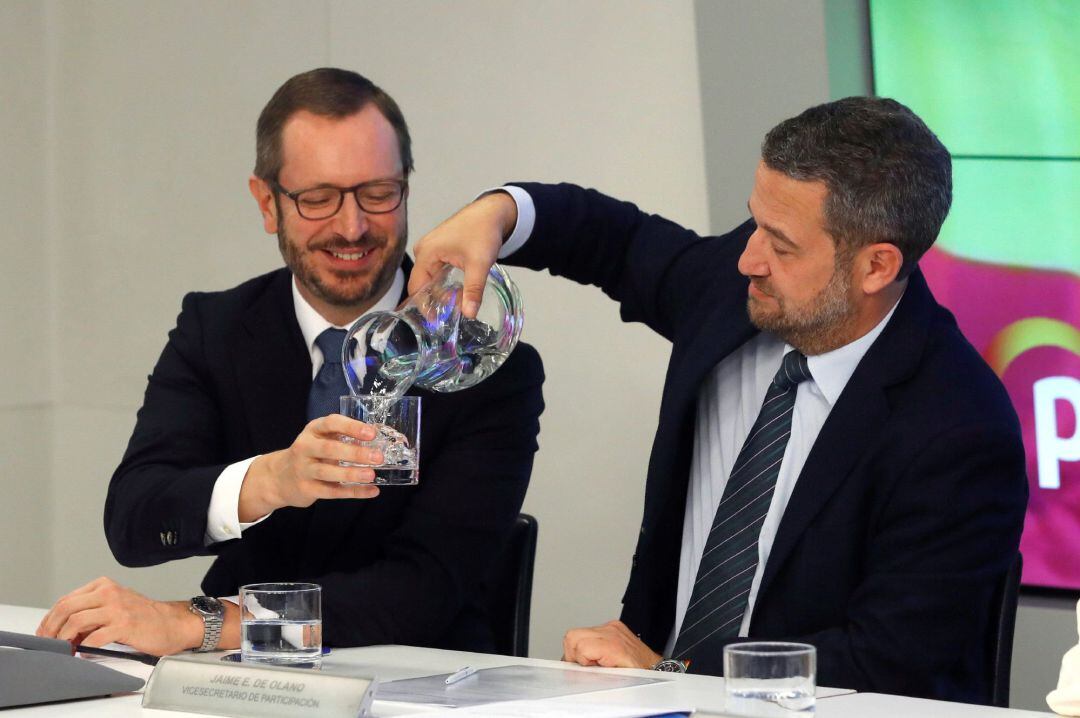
[98,582,120,599]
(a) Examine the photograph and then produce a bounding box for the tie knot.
[773,350,812,391]
[315,328,348,366]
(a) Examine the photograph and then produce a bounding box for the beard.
[747,255,858,356]
[275,200,407,311]
[279,226,406,309]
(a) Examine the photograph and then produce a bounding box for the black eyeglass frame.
[269,178,408,220]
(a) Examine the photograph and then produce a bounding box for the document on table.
[77,649,156,683]
[375,665,667,708]
[419,701,691,718]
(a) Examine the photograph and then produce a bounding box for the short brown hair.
[254,67,414,181]
[761,96,951,279]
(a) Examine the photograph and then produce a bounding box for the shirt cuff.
[478,185,535,259]
[204,457,271,545]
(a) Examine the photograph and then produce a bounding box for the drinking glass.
[338,394,420,486]
[724,642,816,716]
[240,583,322,668]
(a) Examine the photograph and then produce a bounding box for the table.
[0,604,1055,717]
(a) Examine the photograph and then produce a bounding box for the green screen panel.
[871,0,1080,592]
[939,159,1080,274]
[870,0,1080,157]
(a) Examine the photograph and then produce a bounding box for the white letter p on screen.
[1034,376,1080,489]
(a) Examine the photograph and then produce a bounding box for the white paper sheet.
[418,700,692,718]
[375,665,666,708]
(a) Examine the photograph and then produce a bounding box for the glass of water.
[724,642,816,716]
[338,394,420,486]
[240,582,322,668]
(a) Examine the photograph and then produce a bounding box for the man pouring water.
[410,97,1026,702]
[36,68,544,657]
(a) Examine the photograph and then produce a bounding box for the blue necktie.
[673,350,812,659]
[307,328,349,420]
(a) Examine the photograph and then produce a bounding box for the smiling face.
[739,162,860,355]
[250,105,408,325]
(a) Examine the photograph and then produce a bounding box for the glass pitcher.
[343,263,524,396]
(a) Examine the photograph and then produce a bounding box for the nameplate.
[143,655,376,718]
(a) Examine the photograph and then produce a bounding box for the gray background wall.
[0,0,1072,711]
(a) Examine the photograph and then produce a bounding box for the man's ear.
[248,175,279,234]
[857,242,904,296]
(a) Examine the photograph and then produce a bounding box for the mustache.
[315,233,385,253]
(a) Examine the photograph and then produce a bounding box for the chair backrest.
[989,552,1023,708]
[484,513,538,657]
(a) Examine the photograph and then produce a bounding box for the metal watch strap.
[189,596,224,652]
[651,657,689,673]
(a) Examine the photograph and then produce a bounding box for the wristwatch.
[189,596,224,652]
[651,657,689,673]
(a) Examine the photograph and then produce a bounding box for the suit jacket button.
[159,531,167,545]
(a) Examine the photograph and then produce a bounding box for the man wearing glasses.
[36,68,544,656]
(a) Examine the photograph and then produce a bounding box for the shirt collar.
[801,293,903,407]
[292,268,405,359]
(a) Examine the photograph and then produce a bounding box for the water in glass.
[241,619,322,667]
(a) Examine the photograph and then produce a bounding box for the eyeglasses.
[270,178,408,220]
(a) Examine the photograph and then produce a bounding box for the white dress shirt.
[497,185,900,654]
[203,268,405,544]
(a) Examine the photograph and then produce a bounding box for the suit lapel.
[754,362,891,603]
[644,301,758,533]
[232,270,311,452]
[635,294,757,646]
[754,272,935,605]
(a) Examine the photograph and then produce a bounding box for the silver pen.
[445,665,478,685]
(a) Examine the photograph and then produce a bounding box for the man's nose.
[737,230,768,277]
[334,192,370,239]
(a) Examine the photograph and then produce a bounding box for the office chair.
[989,552,1023,708]
[485,513,539,657]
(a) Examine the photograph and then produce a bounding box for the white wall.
[0,0,53,608]
[1012,594,1077,711]
[0,0,1071,711]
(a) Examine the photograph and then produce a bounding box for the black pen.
[75,644,160,666]
[0,630,158,666]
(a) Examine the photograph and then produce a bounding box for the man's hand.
[562,619,662,669]
[239,414,383,522]
[409,191,518,318]
[36,577,206,656]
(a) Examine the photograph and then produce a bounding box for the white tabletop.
[0,605,1055,717]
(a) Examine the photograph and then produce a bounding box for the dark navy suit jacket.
[507,182,1026,703]
[104,262,544,651]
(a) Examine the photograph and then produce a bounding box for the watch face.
[191,596,223,615]
[654,659,686,673]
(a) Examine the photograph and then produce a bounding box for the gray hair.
[761,96,951,278]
